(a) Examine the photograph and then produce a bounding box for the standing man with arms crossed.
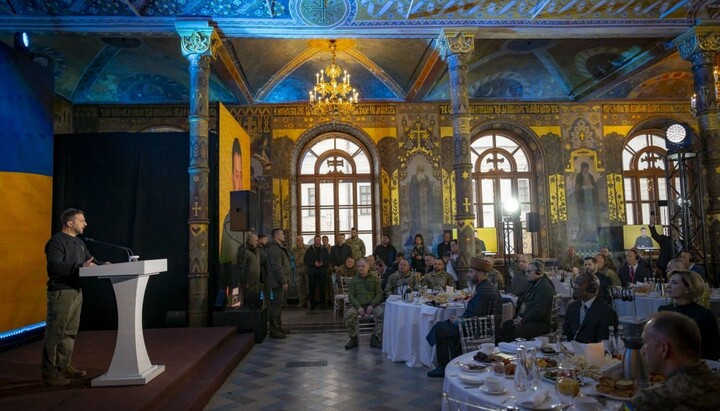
[345,227,366,262]
[42,208,104,386]
[265,228,291,339]
[304,235,330,311]
[291,235,308,309]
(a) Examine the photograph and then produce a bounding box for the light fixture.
[13,32,31,54]
[665,122,693,152]
[502,197,521,219]
[308,40,359,116]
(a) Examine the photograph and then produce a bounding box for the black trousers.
[308,272,326,308]
[501,319,550,342]
[430,320,462,368]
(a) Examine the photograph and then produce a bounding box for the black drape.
[51,131,204,330]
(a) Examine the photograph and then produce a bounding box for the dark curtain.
[51,131,211,330]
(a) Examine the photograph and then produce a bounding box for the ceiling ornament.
[308,40,359,116]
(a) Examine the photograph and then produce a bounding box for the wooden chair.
[457,315,495,354]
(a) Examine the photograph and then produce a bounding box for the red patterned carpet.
[0,327,253,411]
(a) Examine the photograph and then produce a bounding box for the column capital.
[175,20,219,59]
[436,31,474,61]
[673,25,720,61]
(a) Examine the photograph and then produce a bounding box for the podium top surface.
[80,259,167,278]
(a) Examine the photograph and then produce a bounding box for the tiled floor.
[205,310,444,411]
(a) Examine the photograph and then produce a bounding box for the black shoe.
[370,336,382,349]
[61,365,87,378]
[270,331,287,339]
[345,337,359,349]
[427,367,445,378]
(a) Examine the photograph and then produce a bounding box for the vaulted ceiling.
[1,0,718,105]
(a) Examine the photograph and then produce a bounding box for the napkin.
[458,373,486,385]
[518,389,549,407]
[498,340,540,353]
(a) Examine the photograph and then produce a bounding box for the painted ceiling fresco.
[0,0,718,104]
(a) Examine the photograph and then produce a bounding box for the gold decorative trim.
[565,148,605,173]
[607,173,626,222]
[381,169,391,227]
[549,174,567,223]
[391,169,400,226]
[436,31,474,60]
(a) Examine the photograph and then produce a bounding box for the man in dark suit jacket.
[426,257,502,378]
[563,272,618,343]
[618,248,651,287]
[649,214,681,276]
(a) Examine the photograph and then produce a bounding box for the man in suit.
[563,272,618,343]
[375,258,395,290]
[681,251,706,280]
[618,248,651,286]
[426,257,502,378]
[649,214,681,277]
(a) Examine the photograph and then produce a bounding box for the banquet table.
[612,295,669,318]
[382,299,465,368]
[442,351,623,411]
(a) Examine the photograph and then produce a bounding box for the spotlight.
[14,32,30,52]
[665,122,693,152]
[502,198,520,219]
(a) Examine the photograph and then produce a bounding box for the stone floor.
[204,308,445,411]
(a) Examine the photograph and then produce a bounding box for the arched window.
[297,133,374,247]
[470,132,534,254]
[623,133,669,225]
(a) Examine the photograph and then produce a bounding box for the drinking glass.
[555,363,580,407]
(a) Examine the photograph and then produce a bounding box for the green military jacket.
[421,270,455,290]
[558,255,584,271]
[236,244,261,290]
[633,363,720,411]
[348,274,383,308]
[598,266,620,286]
[345,236,366,261]
[385,271,413,297]
[338,265,358,278]
[292,244,308,274]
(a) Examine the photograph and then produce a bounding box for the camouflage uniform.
[598,266,620,286]
[384,271,413,297]
[345,236,366,261]
[292,243,308,308]
[337,265,358,279]
[344,274,384,339]
[633,363,720,411]
[488,268,505,289]
[421,270,455,291]
[236,243,262,310]
[558,255,584,272]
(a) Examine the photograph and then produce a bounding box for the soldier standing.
[291,235,308,308]
[345,227,366,262]
[236,233,263,310]
[265,230,292,339]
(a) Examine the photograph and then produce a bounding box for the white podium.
[80,259,167,387]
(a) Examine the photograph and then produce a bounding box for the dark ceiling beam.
[212,38,253,105]
[120,0,142,17]
[1,0,16,15]
[568,43,677,101]
[405,45,445,102]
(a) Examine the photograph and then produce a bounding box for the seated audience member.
[426,257,502,378]
[666,257,689,277]
[384,258,413,297]
[421,258,455,291]
[508,254,531,297]
[584,257,612,304]
[558,245,584,272]
[344,259,384,350]
[337,256,357,278]
[410,233,430,272]
[633,312,720,411]
[658,270,719,360]
[681,251,706,280]
[563,272,618,343]
[423,254,436,274]
[373,234,397,271]
[594,253,620,287]
[599,247,617,272]
[375,258,395,290]
[618,248,650,286]
[444,241,460,284]
[488,265,505,289]
[502,260,555,341]
[391,251,404,272]
[436,231,453,259]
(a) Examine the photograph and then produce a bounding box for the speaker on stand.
[526,212,540,257]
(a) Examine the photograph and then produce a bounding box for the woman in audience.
[658,270,719,359]
[409,234,430,272]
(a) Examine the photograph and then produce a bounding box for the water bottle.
[527,348,541,390]
[515,346,529,392]
[608,326,616,358]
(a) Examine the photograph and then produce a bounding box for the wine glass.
[555,362,580,407]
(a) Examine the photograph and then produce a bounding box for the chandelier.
[308,40,359,116]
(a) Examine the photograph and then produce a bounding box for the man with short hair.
[436,231,452,260]
[344,259,384,350]
[634,227,654,249]
[444,240,460,284]
[681,251,706,279]
[502,260,555,341]
[345,227,366,262]
[426,257,502,378]
[599,247,617,272]
[321,235,331,252]
[584,256,612,304]
[421,258,455,290]
[42,208,101,386]
[558,245,584,272]
[594,253,620,287]
[291,235,308,308]
[563,272,618,343]
[509,254,531,296]
[385,258,413,297]
[338,256,357,279]
[330,233,353,273]
[375,258,395,290]
[258,234,271,308]
[373,234,397,268]
[634,312,720,410]
[237,233,263,310]
[618,248,650,286]
[265,228,291,339]
[423,254,436,274]
[304,235,329,310]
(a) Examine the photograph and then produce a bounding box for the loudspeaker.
[230,190,258,231]
[526,212,540,233]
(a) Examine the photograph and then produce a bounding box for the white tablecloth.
[613,295,669,318]
[382,300,465,368]
[442,351,622,411]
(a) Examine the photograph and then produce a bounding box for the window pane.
[340,138,359,154]
[624,178,634,201]
[319,208,335,232]
[357,181,371,206]
[482,179,494,202]
[657,178,667,201]
[354,151,370,174]
[338,207,354,231]
[518,179,530,202]
[311,138,334,154]
[301,183,315,206]
[496,153,512,172]
[499,179,512,203]
[639,178,650,201]
[495,135,517,151]
[301,151,317,175]
[319,183,334,206]
[482,205,495,228]
[514,151,529,172]
[650,135,667,149]
[338,180,354,205]
[622,150,633,170]
[301,210,316,232]
[626,204,635,225]
[640,203,650,224]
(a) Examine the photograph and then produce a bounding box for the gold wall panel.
[530,126,561,137]
[607,173,626,222]
[381,169,391,227]
[273,178,290,229]
[549,174,567,223]
[603,125,633,138]
[391,169,400,226]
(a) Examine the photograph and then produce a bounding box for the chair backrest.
[549,293,562,332]
[442,392,500,411]
[339,275,351,294]
[457,315,495,354]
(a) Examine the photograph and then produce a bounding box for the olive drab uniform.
[345,236,366,262]
[291,243,308,308]
[633,363,720,411]
[236,243,262,310]
[344,274,384,341]
[421,270,455,291]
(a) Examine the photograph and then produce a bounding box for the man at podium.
[42,208,103,387]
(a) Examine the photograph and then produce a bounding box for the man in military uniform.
[345,227,366,262]
[291,235,308,308]
[344,258,384,350]
[258,234,271,308]
[594,253,620,287]
[558,245,584,272]
[421,258,455,291]
[385,258,413,297]
[265,228,291,339]
[599,247,617,273]
[236,233,263,310]
[337,256,357,279]
[634,311,720,410]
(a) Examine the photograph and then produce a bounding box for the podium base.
[91,364,165,387]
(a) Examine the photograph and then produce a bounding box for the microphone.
[84,237,136,262]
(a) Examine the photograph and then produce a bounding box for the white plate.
[457,362,487,372]
[458,373,485,385]
[593,387,635,401]
[515,399,562,410]
[480,386,507,395]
